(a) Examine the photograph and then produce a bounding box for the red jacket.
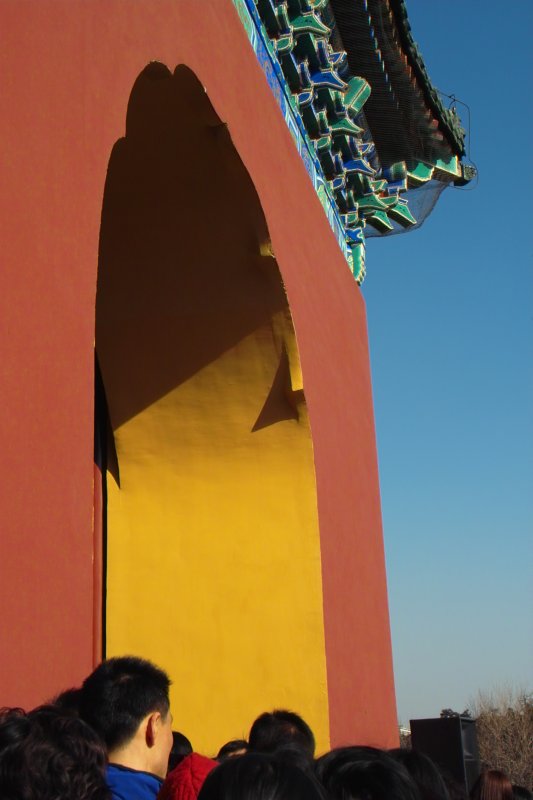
[158,753,217,800]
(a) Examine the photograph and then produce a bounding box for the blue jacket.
[106,763,163,800]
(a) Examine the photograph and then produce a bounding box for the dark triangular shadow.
[252,347,298,432]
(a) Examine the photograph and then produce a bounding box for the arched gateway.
[95,63,329,751]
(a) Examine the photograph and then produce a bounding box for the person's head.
[315,746,422,800]
[51,687,82,716]
[168,730,193,772]
[0,705,109,800]
[0,707,28,754]
[269,742,316,776]
[389,748,450,800]
[248,710,315,760]
[441,771,467,800]
[470,770,514,800]
[197,752,325,800]
[217,739,249,761]
[79,655,172,778]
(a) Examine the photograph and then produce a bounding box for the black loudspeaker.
[410,716,480,793]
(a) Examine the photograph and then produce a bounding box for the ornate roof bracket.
[232,0,473,283]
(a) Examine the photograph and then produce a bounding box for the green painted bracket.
[388,203,417,227]
[344,76,371,115]
[291,12,330,36]
[367,211,394,232]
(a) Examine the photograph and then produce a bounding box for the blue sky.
[362,1,533,725]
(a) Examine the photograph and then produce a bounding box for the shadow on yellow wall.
[96,63,329,754]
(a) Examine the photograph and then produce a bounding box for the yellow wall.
[97,66,329,755]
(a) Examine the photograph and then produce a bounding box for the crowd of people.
[0,656,529,800]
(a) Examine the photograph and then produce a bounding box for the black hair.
[315,746,422,800]
[389,748,450,800]
[51,687,82,716]
[0,707,30,753]
[269,742,316,776]
[168,730,193,772]
[197,752,325,800]
[512,788,532,800]
[248,710,315,760]
[0,705,109,800]
[217,739,249,760]
[79,655,171,750]
[440,771,467,800]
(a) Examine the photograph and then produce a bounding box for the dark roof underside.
[328,0,465,168]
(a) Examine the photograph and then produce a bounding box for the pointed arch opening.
[94,63,329,753]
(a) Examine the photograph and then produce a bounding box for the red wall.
[0,0,396,744]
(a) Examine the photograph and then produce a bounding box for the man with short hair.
[248,709,315,761]
[79,656,173,800]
